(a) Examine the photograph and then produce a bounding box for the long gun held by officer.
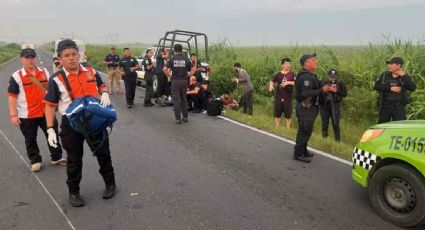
[328,81,337,127]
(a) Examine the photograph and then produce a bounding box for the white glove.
[47,128,58,148]
[100,92,111,107]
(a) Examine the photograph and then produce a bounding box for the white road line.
[0,130,76,230]
[0,56,19,68]
[217,116,352,166]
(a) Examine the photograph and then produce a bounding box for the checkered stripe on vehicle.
[352,148,381,170]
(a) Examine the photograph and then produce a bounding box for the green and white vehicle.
[352,120,425,227]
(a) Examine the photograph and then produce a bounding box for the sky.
[0,0,424,46]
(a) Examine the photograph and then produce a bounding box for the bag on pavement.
[207,99,223,116]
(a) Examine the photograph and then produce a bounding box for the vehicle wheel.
[152,75,158,93]
[369,164,425,227]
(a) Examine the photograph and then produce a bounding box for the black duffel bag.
[207,99,223,116]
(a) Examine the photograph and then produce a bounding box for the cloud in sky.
[0,0,424,45]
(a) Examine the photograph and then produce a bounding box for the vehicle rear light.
[360,129,384,143]
[206,65,210,77]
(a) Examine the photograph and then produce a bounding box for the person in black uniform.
[319,69,347,142]
[191,53,204,83]
[164,44,195,124]
[294,54,331,163]
[155,48,169,97]
[374,57,416,124]
[187,76,207,113]
[143,49,155,106]
[118,48,140,108]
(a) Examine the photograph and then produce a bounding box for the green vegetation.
[86,38,425,160]
[0,43,20,65]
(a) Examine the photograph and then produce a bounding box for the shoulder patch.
[304,80,310,87]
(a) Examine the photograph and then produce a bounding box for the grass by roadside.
[223,94,372,161]
[0,43,20,64]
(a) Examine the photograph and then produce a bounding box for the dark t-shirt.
[165,54,192,81]
[272,71,295,101]
[155,53,165,74]
[192,61,203,83]
[143,57,153,77]
[118,56,138,78]
[189,82,205,98]
[104,54,120,68]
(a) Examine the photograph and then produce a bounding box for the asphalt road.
[0,49,407,230]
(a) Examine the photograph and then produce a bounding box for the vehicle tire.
[152,75,158,93]
[369,164,425,227]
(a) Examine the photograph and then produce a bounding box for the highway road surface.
[0,49,410,230]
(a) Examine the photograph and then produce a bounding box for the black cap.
[300,53,316,66]
[386,57,404,65]
[57,39,78,56]
[327,69,338,77]
[173,44,183,52]
[20,48,36,58]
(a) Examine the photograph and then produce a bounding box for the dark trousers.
[320,102,341,141]
[240,90,253,115]
[59,116,115,195]
[144,74,154,104]
[156,72,170,97]
[171,80,188,120]
[378,104,406,124]
[19,117,63,164]
[294,103,319,157]
[124,77,137,106]
[188,94,206,111]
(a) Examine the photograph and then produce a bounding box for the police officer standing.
[44,39,116,207]
[164,44,195,124]
[8,48,66,172]
[103,47,122,94]
[143,49,155,106]
[294,54,331,163]
[155,48,169,97]
[319,69,347,142]
[119,48,140,108]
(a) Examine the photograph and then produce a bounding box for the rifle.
[328,81,337,127]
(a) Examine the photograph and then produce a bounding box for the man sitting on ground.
[187,76,206,113]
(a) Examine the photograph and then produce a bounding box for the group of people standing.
[9,40,116,207]
[232,54,415,163]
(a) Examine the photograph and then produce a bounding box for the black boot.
[293,155,312,163]
[69,194,85,207]
[304,150,314,158]
[103,184,116,199]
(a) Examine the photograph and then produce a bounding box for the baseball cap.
[386,57,404,65]
[57,39,78,55]
[20,48,36,58]
[327,69,338,77]
[300,53,316,66]
[173,44,183,52]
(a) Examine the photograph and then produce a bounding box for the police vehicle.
[352,120,425,227]
[136,30,210,92]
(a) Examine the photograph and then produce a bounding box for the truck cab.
[136,30,210,93]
